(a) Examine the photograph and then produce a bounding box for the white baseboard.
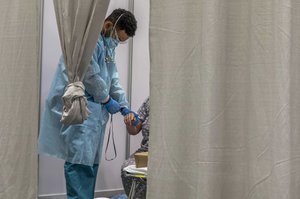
[38,188,124,199]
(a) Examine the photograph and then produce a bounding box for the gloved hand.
[121,107,140,126]
[102,97,121,114]
[131,111,140,126]
[122,108,140,126]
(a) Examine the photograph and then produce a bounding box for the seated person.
[121,97,149,198]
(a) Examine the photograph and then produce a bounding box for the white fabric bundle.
[60,81,90,124]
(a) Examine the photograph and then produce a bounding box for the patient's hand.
[124,113,143,135]
[124,113,136,126]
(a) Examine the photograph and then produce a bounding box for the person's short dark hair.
[105,8,137,37]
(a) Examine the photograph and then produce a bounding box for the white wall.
[38,0,149,197]
[130,0,150,154]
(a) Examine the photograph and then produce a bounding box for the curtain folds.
[53,0,110,124]
[148,1,300,198]
[0,0,40,198]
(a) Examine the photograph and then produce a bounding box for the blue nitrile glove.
[120,107,130,116]
[131,112,140,126]
[102,97,121,114]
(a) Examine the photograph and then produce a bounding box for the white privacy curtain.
[53,0,109,124]
[148,1,300,199]
[0,0,40,198]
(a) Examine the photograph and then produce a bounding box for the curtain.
[148,1,300,198]
[0,0,40,198]
[53,0,109,124]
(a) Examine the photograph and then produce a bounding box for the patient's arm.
[124,113,143,135]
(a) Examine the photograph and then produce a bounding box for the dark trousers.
[64,162,99,199]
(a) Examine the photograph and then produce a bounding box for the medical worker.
[38,9,138,199]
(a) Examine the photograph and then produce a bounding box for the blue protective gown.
[38,35,128,166]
